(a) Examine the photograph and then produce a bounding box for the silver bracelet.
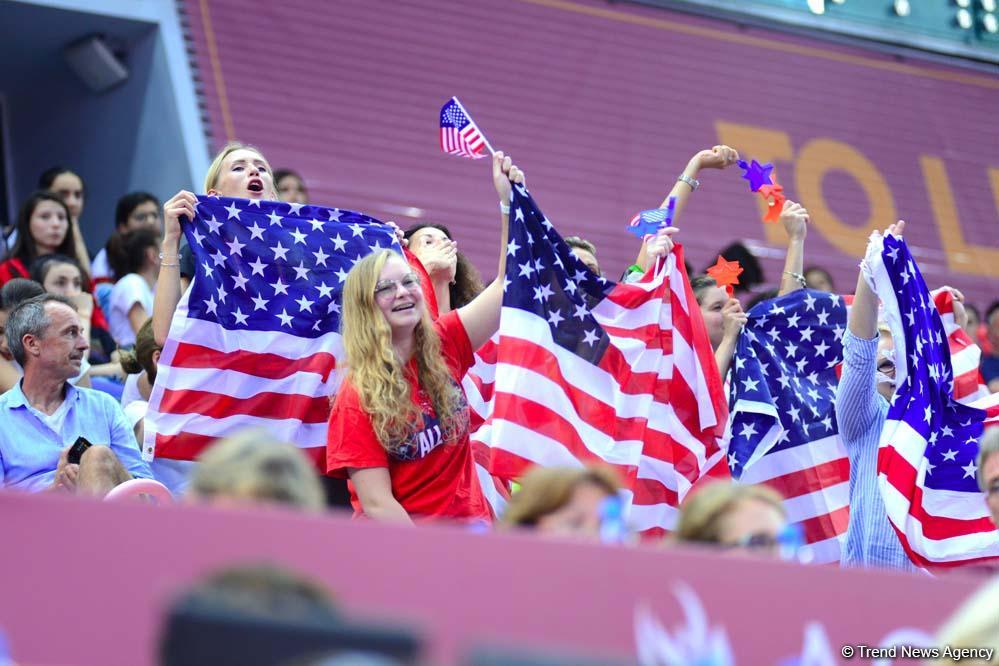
[499,202,511,215]
[784,271,807,288]
[677,174,699,191]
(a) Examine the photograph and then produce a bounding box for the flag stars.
[740,377,760,393]
[816,310,830,326]
[507,239,521,256]
[547,309,564,327]
[331,234,347,252]
[247,222,265,241]
[295,294,314,312]
[204,296,218,315]
[267,211,283,226]
[286,202,304,216]
[224,203,241,221]
[232,308,249,326]
[205,215,223,234]
[728,452,739,470]
[739,422,758,438]
[290,228,308,245]
[276,309,294,327]
[271,241,290,262]
[942,449,958,462]
[272,278,289,296]
[786,312,801,328]
[582,329,600,346]
[232,272,249,291]
[349,223,365,238]
[784,341,798,357]
[518,262,535,279]
[210,250,227,267]
[307,218,325,232]
[312,247,330,267]
[813,340,830,357]
[293,262,311,281]
[250,293,269,311]
[316,282,334,299]
[803,293,816,311]
[961,461,977,479]
[248,257,267,277]
[226,236,246,257]
[216,283,228,304]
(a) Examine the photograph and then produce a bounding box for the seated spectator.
[982,301,999,393]
[977,428,999,530]
[91,191,161,287]
[0,192,78,287]
[107,228,160,348]
[564,236,600,276]
[0,279,44,393]
[119,318,160,411]
[30,255,123,399]
[188,430,325,511]
[274,168,309,204]
[404,223,483,315]
[674,480,791,558]
[0,294,151,494]
[38,167,92,278]
[963,302,981,345]
[500,465,622,541]
[803,266,834,293]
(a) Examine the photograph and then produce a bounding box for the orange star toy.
[706,255,743,297]
[758,182,786,223]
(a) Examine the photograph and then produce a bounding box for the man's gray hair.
[5,294,76,366]
[976,428,999,492]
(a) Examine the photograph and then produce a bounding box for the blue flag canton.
[881,235,986,493]
[184,196,399,337]
[727,289,848,475]
[440,99,470,130]
[504,185,614,364]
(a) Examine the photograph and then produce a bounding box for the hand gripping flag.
[473,183,730,536]
[865,231,999,568]
[144,197,400,466]
[725,289,852,564]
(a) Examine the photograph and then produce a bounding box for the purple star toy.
[737,159,775,192]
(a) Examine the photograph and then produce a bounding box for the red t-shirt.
[325,310,491,523]
[0,257,28,286]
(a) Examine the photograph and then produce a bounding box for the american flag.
[439,97,488,159]
[471,184,729,536]
[867,232,999,568]
[725,289,851,564]
[144,196,399,466]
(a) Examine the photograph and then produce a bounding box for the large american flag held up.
[470,184,729,536]
[144,196,400,466]
[439,97,488,159]
[866,232,999,568]
[725,289,851,564]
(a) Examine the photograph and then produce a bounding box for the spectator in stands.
[274,168,309,204]
[501,466,621,541]
[982,301,999,393]
[30,254,123,393]
[188,430,325,511]
[107,228,160,348]
[0,279,44,393]
[0,294,151,493]
[836,220,935,572]
[963,302,981,344]
[977,428,999,529]
[804,266,834,293]
[325,152,524,524]
[404,223,483,315]
[91,192,161,289]
[38,167,91,278]
[691,275,746,379]
[153,141,278,346]
[118,318,161,435]
[564,236,600,276]
[0,193,78,286]
[932,576,999,666]
[674,481,791,558]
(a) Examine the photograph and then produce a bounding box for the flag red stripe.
[158,387,331,423]
[761,458,850,501]
[171,342,337,381]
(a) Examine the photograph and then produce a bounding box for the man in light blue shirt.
[0,294,151,493]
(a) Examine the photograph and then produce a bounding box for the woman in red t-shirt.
[0,192,78,287]
[326,152,524,524]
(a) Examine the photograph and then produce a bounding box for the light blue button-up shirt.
[835,331,916,572]
[0,380,152,491]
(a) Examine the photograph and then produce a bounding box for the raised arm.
[777,200,809,296]
[152,191,197,346]
[456,151,522,351]
[635,145,739,270]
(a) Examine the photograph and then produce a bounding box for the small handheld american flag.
[440,97,492,159]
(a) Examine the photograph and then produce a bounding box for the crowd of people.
[1,139,998,578]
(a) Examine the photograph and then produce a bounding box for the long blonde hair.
[338,250,466,453]
[203,141,274,195]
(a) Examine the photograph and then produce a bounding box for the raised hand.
[780,200,809,241]
[691,145,740,172]
[721,298,748,342]
[492,151,525,206]
[162,190,198,242]
[646,226,680,260]
[418,238,458,281]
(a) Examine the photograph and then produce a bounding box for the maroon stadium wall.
[180,0,999,306]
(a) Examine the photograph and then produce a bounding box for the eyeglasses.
[725,524,805,561]
[374,273,420,298]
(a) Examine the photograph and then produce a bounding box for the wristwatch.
[677,174,699,191]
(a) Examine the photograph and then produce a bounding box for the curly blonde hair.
[338,250,467,453]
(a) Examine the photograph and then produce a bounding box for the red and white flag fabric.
[469,184,729,536]
[144,196,399,467]
[439,97,489,159]
[865,231,999,568]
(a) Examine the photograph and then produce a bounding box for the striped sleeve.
[835,330,881,442]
